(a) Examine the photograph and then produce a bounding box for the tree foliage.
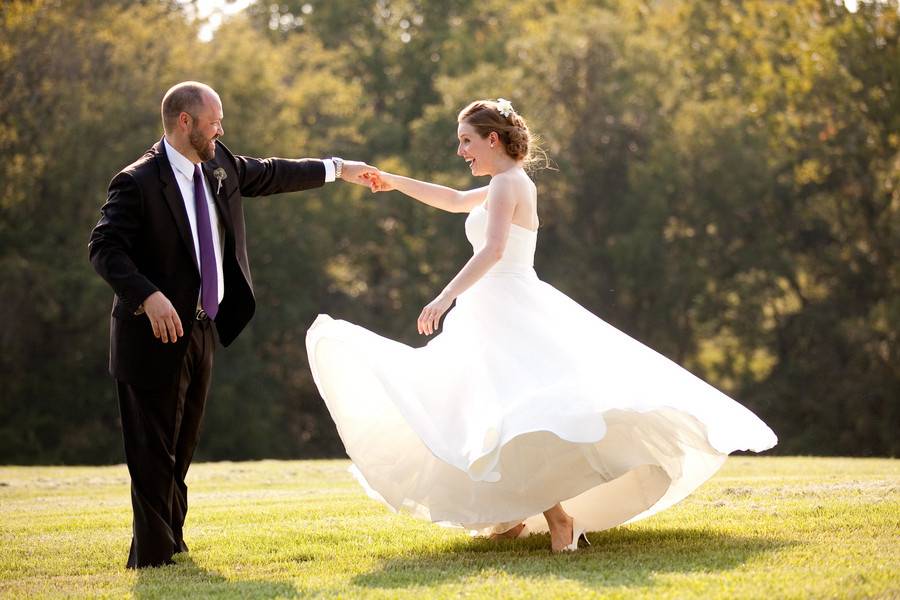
[0,0,896,463]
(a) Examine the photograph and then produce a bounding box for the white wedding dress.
[306,203,777,535]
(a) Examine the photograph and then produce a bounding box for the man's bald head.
[161,81,219,134]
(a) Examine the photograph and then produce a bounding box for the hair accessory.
[496,98,514,118]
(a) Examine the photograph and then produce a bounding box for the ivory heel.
[562,521,590,552]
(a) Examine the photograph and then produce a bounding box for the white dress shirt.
[163,138,226,308]
[323,159,337,182]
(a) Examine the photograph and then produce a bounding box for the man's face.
[188,94,224,162]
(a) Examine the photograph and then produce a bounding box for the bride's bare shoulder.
[489,168,535,194]
[487,170,538,228]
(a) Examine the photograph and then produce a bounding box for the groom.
[89,81,375,569]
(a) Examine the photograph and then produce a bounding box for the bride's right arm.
[373,172,488,213]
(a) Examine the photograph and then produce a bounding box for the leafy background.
[0,0,897,463]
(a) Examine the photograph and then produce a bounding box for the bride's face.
[457,122,496,176]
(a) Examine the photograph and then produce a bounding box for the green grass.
[1,457,897,599]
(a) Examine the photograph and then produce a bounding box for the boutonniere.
[213,167,227,194]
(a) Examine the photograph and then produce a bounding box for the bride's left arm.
[417,178,517,335]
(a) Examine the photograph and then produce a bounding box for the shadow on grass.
[134,554,295,599]
[354,527,794,591]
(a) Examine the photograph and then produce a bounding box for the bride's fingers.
[422,309,433,335]
[418,304,447,335]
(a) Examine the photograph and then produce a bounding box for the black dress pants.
[116,318,215,569]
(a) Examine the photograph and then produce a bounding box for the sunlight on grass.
[0,457,897,598]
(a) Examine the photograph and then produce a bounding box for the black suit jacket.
[90,138,325,387]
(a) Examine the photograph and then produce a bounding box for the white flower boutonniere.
[213,167,227,194]
[496,98,514,118]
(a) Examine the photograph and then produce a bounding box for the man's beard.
[190,127,216,161]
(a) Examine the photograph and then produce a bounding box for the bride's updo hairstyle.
[458,99,538,166]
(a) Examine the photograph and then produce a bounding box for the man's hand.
[339,160,379,186]
[142,291,184,343]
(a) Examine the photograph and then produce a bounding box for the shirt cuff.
[323,159,336,183]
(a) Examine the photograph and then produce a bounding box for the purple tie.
[193,164,218,320]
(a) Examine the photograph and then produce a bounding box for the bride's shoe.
[566,524,590,551]
[556,520,590,552]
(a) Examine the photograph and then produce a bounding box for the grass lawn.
[1,456,897,599]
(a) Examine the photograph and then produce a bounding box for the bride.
[305,99,777,552]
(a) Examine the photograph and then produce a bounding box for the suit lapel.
[202,160,233,234]
[155,139,200,273]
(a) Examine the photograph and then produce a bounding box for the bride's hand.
[418,293,453,336]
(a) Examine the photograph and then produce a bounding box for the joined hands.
[339,160,381,186]
[360,170,394,193]
[340,163,399,195]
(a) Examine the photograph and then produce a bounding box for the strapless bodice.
[465,204,537,275]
